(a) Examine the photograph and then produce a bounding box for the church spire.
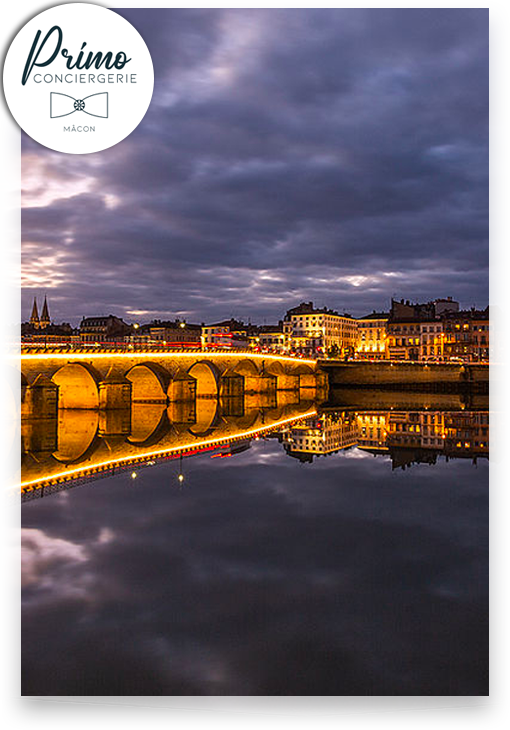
[40,295,51,329]
[30,297,40,328]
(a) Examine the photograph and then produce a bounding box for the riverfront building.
[201,319,252,349]
[385,297,471,362]
[386,319,422,360]
[420,320,445,361]
[283,302,358,357]
[80,315,132,343]
[132,320,201,346]
[20,295,490,363]
[250,324,286,352]
[442,308,490,362]
[356,312,389,359]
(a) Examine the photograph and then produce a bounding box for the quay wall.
[319,361,489,388]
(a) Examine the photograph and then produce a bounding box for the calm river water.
[21,406,488,696]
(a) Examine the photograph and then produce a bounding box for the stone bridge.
[19,350,326,417]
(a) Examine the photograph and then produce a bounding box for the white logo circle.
[3,3,154,154]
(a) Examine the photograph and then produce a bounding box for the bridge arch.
[224,358,263,396]
[231,359,260,377]
[224,408,260,431]
[263,406,285,423]
[53,410,100,464]
[264,361,285,376]
[129,404,171,446]
[125,362,169,402]
[187,360,219,399]
[264,360,300,391]
[52,363,100,409]
[292,363,315,375]
[291,362,316,390]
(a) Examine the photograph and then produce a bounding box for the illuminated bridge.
[19,349,327,416]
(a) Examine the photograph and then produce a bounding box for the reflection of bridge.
[19,350,326,416]
[20,399,317,497]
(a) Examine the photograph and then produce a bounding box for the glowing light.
[18,409,318,491]
[19,351,317,366]
[178,474,184,483]
[131,472,137,479]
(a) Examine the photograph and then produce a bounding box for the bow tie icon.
[50,92,109,119]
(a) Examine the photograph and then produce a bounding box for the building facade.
[134,320,201,346]
[283,302,358,357]
[355,312,388,359]
[420,321,444,361]
[386,319,422,360]
[386,297,463,361]
[80,315,132,343]
[442,308,490,362]
[201,319,252,349]
[250,324,285,353]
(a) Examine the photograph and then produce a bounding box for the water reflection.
[20,393,489,500]
[0,395,316,508]
[21,392,488,695]
[284,410,489,467]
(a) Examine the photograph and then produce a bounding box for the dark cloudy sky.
[21,8,489,326]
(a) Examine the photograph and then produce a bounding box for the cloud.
[21,8,488,324]
[21,527,88,589]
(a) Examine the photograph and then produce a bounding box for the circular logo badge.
[3,3,154,154]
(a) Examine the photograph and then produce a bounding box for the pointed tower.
[40,296,51,329]
[30,297,40,329]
